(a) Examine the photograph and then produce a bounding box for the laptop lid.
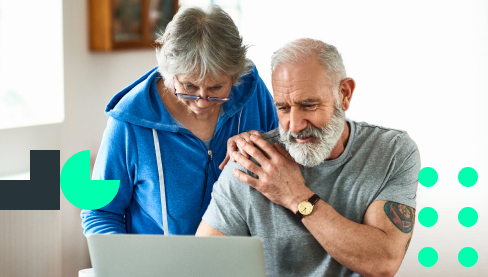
[87,234,267,277]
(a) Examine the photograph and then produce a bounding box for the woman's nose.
[195,98,212,108]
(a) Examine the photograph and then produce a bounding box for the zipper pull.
[208,150,212,160]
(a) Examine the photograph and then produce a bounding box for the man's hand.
[231,135,313,212]
[219,130,263,170]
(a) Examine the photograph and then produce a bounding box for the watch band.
[295,194,320,219]
[309,194,320,206]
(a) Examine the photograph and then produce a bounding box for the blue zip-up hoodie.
[81,66,278,236]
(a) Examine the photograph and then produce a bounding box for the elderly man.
[196,38,420,277]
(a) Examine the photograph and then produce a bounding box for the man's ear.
[339,78,355,111]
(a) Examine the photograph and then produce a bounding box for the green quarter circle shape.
[418,167,438,187]
[418,247,438,267]
[61,150,120,210]
[418,207,438,227]
[458,207,478,227]
[458,247,478,267]
[458,167,478,187]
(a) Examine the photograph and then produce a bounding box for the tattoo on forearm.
[384,201,415,233]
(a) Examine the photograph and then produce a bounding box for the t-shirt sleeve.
[202,161,251,236]
[374,133,421,209]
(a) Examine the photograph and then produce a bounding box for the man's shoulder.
[352,120,418,152]
[214,130,278,196]
[354,120,408,137]
[217,129,280,193]
[261,128,281,144]
[217,160,254,195]
[349,120,420,182]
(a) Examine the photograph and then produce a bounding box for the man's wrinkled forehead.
[272,77,316,94]
[271,60,333,100]
[272,79,331,106]
[274,96,327,107]
[272,64,321,86]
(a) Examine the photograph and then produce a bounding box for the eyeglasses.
[173,77,234,103]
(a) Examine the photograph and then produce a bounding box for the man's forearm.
[302,201,402,277]
[195,221,227,236]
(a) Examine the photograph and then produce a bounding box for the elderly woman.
[81,5,278,235]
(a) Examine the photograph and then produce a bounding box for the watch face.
[298,201,313,216]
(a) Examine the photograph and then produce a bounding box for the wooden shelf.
[89,0,178,51]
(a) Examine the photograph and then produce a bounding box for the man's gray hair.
[155,5,253,88]
[271,38,347,100]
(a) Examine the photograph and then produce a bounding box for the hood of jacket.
[105,66,263,132]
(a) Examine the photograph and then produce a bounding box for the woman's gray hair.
[155,5,253,88]
[271,38,347,102]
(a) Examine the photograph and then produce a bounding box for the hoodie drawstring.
[152,129,169,236]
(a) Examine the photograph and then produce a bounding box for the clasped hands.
[221,132,313,213]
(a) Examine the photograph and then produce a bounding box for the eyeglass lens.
[173,76,233,103]
[175,94,231,103]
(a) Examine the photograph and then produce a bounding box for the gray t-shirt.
[202,119,420,277]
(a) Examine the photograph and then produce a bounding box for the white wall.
[60,0,158,276]
[1,0,159,276]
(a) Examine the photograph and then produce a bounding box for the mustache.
[280,124,326,142]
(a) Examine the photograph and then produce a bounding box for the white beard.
[279,104,345,167]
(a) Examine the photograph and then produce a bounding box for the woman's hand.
[219,130,262,170]
[230,135,312,212]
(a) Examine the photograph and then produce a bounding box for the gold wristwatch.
[296,194,320,219]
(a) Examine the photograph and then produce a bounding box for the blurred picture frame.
[89,0,178,51]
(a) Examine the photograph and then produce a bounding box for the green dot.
[418,207,438,227]
[458,207,478,227]
[418,247,438,267]
[458,167,478,187]
[458,247,478,267]
[418,167,438,187]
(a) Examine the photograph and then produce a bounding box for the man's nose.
[289,109,308,134]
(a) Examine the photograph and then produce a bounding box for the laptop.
[87,234,267,277]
